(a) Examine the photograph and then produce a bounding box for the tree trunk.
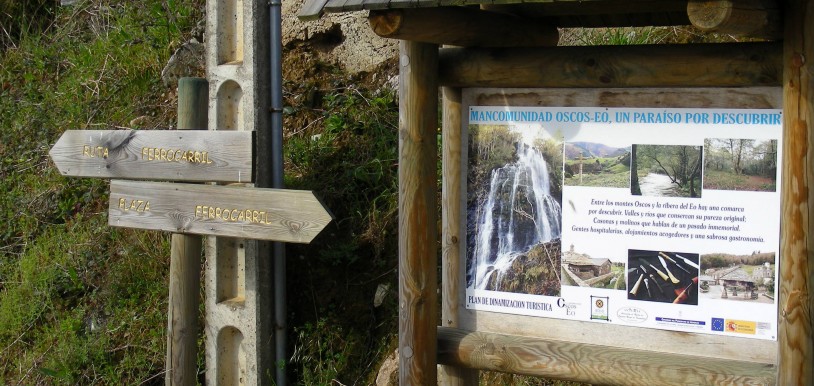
[631,145,642,195]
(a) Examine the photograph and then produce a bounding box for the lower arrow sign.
[109,180,333,243]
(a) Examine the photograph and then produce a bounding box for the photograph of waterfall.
[563,141,631,188]
[466,124,563,296]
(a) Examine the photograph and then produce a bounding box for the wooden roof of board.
[299,0,692,25]
[298,0,782,42]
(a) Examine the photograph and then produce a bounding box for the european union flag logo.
[712,318,725,331]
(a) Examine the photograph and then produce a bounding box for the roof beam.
[438,42,782,88]
[369,7,559,47]
[687,0,782,40]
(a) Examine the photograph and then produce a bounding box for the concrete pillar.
[205,0,273,384]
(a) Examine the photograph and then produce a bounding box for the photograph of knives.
[629,273,644,296]
[629,249,699,305]
[658,255,681,283]
[647,262,670,282]
[659,251,692,274]
[675,253,700,269]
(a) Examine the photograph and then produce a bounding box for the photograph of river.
[631,144,703,198]
[466,124,563,296]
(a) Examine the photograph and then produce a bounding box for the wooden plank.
[312,0,693,28]
[439,87,478,386]
[687,0,781,40]
[463,310,777,364]
[333,0,368,13]
[398,40,439,386]
[437,327,777,385]
[437,0,472,6]
[297,0,331,20]
[467,87,782,109]
[490,0,688,16]
[165,78,206,386]
[322,0,353,13]
[438,42,782,88]
[331,0,691,12]
[387,0,414,11]
[365,0,394,11]
[49,130,253,182]
[778,0,814,384]
[108,180,332,243]
[369,8,558,48]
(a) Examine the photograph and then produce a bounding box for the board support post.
[439,86,478,386]
[398,40,440,385]
[778,0,814,383]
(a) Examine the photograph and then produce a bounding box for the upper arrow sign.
[49,130,253,183]
[109,180,333,243]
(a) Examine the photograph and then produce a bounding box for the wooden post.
[166,78,207,386]
[369,8,558,47]
[398,40,439,386]
[778,0,814,384]
[687,0,781,40]
[579,154,584,184]
[439,86,478,386]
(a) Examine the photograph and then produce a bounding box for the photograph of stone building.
[699,263,774,304]
[561,244,623,290]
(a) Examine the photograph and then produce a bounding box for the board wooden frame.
[441,87,781,384]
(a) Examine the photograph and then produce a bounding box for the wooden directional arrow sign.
[109,180,333,243]
[49,130,253,182]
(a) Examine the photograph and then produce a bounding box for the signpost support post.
[165,78,208,385]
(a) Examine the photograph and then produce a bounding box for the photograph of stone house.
[715,266,756,289]
[561,245,623,290]
[699,252,776,304]
[700,264,774,303]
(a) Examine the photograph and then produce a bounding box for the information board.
[464,106,781,341]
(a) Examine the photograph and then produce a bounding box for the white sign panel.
[465,106,781,341]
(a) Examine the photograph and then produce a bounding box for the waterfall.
[471,142,562,290]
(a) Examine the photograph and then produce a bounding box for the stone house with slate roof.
[715,265,756,290]
[562,245,610,280]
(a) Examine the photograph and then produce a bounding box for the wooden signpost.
[47,74,329,385]
[49,130,253,182]
[109,180,332,243]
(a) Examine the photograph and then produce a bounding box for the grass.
[0,0,201,383]
[284,84,402,385]
[564,158,631,188]
[559,26,745,47]
[703,169,777,192]
[564,172,630,188]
